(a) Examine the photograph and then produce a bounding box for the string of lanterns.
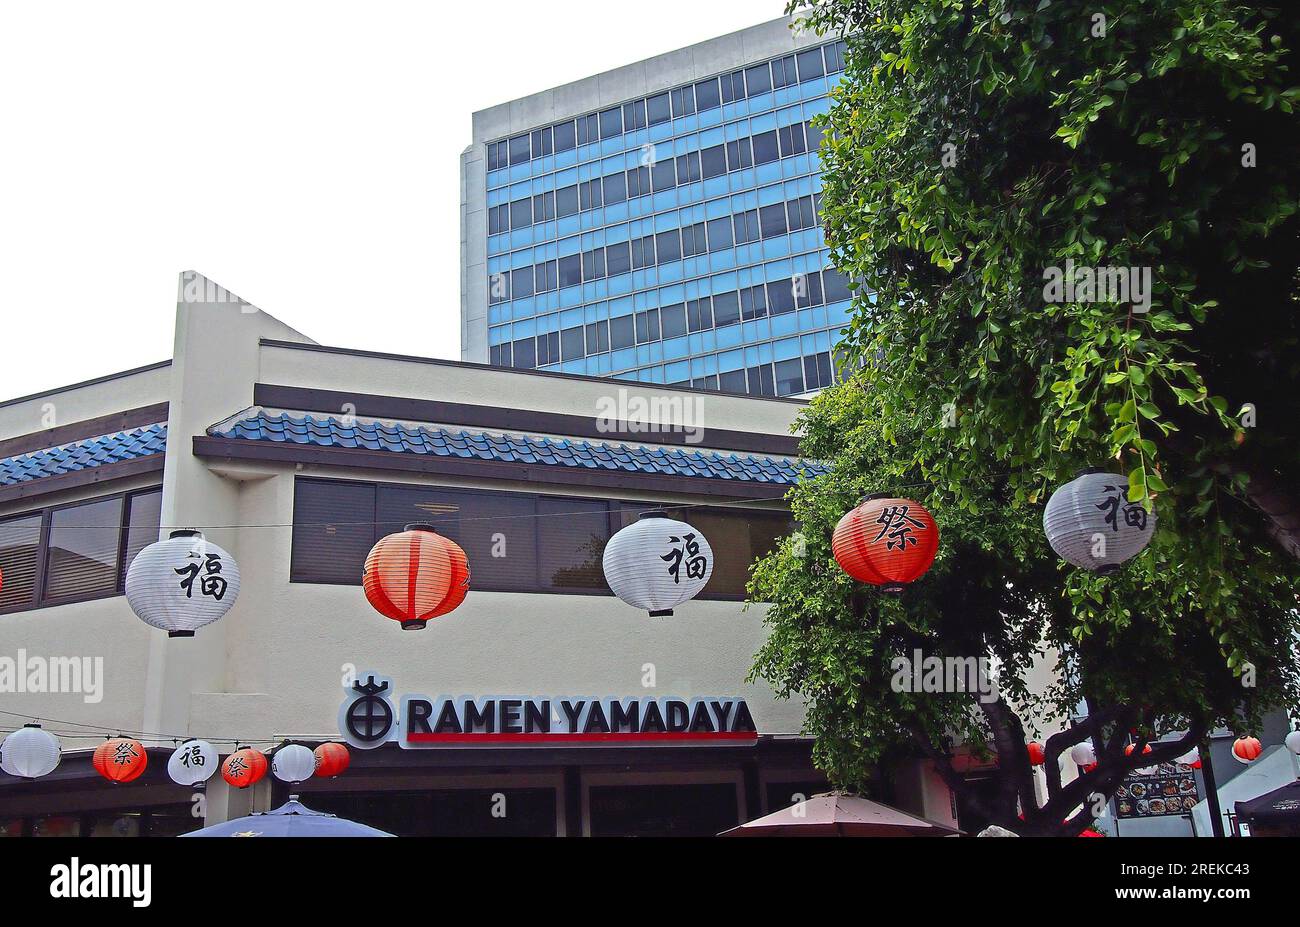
[0,724,353,788]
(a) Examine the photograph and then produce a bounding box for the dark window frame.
[0,485,163,616]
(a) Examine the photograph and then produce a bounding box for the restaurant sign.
[339,671,758,750]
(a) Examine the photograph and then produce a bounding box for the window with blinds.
[0,487,162,614]
[290,477,793,598]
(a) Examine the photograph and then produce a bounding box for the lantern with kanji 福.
[93,738,147,784]
[222,747,267,789]
[1232,736,1263,764]
[167,739,218,787]
[364,525,470,630]
[832,495,939,593]
[313,742,350,778]
[1043,470,1156,573]
[125,530,241,637]
[602,512,715,617]
[271,744,316,784]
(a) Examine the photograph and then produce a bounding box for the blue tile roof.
[0,424,167,487]
[211,410,824,486]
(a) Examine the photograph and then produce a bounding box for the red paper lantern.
[92,738,147,783]
[221,747,267,789]
[364,524,470,629]
[832,495,938,592]
[313,742,350,778]
[1124,743,1153,758]
[1079,828,1104,838]
[1026,742,1046,766]
[1232,736,1263,764]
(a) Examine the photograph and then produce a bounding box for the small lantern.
[125,530,241,637]
[1043,470,1156,573]
[1026,742,1046,766]
[1070,742,1096,768]
[0,723,61,779]
[93,738,147,784]
[602,512,715,617]
[313,742,350,778]
[1232,736,1263,764]
[364,525,470,629]
[271,744,316,784]
[831,495,938,592]
[222,747,267,789]
[167,739,218,787]
[1174,747,1201,768]
[1125,743,1156,775]
[1285,730,1300,757]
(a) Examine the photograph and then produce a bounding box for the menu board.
[1115,762,1200,818]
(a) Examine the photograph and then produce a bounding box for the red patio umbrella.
[719,792,962,837]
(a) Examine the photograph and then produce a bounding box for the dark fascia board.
[0,455,165,506]
[193,435,799,502]
[0,361,171,410]
[258,338,811,406]
[0,403,170,459]
[253,383,801,457]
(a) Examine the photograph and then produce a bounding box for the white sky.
[0,0,785,400]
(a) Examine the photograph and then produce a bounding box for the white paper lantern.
[1285,730,1300,756]
[0,724,61,779]
[125,530,241,637]
[166,739,218,787]
[271,744,317,784]
[1070,742,1096,767]
[1043,470,1156,573]
[602,512,714,616]
[1175,748,1201,767]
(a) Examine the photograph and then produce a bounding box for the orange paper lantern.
[832,495,939,592]
[364,524,470,629]
[1026,742,1046,766]
[313,742,350,778]
[92,738,147,783]
[1232,736,1263,764]
[221,747,267,789]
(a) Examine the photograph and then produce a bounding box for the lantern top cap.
[862,492,898,502]
[169,528,203,539]
[637,510,673,521]
[403,523,439,534]
[1074,467,1109,478]
[22,722,42,729]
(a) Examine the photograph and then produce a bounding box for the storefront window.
[291,478,793,598]
[588,783,740,837]
[32,815,81,837]
[308,788,557,837]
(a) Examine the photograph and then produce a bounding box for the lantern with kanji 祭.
[313,742,350,778]
[1232,736,1263,764]
[93,738,147,783]
[125,530,241,636]
[364,525,470,629]
[222,747,267,789]
[832,495,938,592]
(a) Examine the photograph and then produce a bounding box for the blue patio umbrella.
[180,797,394,837]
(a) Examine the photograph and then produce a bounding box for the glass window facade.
[482,39,852,396]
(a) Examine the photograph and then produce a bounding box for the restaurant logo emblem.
[338,670,758,750]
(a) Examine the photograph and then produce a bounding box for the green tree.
[750,0,1300,835]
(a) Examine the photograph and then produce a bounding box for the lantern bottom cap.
[878,583,905,594]
[167,630,195,638]
[400,619,428,630]
[648,609,674,617]
[1093,564,1121,576]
